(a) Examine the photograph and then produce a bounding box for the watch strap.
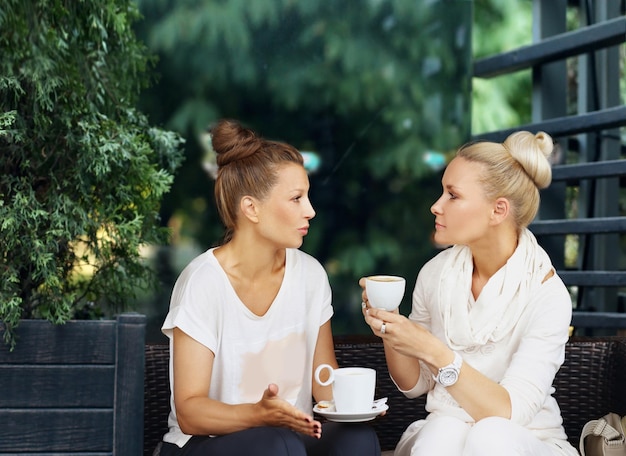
[433,351,463,386]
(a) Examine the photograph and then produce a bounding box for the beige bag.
[579,413,626,456]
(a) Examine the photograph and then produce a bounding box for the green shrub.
[0,0,185,347]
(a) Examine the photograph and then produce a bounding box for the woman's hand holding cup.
[364,275,405,311]
[360,276,405,338]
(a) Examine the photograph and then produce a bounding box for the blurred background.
[128,0,558,342]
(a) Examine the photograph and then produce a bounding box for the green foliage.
[0,0,185,347]
[133,0,472,333]
[472,0,533,134]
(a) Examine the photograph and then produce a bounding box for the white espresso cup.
[365,275,406,311]
[314,364,376,414]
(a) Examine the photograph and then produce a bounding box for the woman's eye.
[448,192,457,200]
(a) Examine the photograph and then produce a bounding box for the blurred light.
[300,151,321,174]
[199,131,218,179]
[423,150,446,171]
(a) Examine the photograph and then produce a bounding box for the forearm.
[312,382,334,403]
[312,320,338,403]
[430,355,512,422]
[384,340,422,391]
[176,397,261,436]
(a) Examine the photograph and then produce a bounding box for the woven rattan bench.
[144,335,626,455]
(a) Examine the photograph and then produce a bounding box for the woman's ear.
[240,196,259,223]
[491,197,510,225]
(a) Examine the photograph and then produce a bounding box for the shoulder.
[288,248,327,275]
[536,271,571,309]
[524,271,572,331]
[174,248,224,289]
[287,249,332,303]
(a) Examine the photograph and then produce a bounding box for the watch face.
[439,368,459,387]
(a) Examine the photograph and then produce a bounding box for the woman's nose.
[430,196,443,215]
[305,200,316,219]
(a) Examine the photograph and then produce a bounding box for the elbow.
[472,389,512,423]
[392,375,429,399]
[175,400,202,436]
[503,385,547,426]
[176,412,197,436]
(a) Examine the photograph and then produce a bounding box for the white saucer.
[313,400,388,423]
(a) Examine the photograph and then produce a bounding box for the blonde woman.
[362,131,578,456]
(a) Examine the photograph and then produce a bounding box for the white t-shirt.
[161,247,333,447]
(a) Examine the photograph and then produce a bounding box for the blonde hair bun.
[503,130,553,190]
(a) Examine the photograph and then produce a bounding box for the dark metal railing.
[471,3,626,332]
[474,16,626,78]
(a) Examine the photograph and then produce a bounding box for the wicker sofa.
[144,335,626,455]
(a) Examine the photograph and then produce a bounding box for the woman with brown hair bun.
[160,119,381,456]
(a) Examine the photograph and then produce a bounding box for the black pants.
[160,422,381,456]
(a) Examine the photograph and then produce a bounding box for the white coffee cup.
[314,364,376,414]
[365,275,406,311]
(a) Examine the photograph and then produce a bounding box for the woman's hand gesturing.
[255,383,322,439]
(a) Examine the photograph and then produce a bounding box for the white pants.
[395,416,576,456]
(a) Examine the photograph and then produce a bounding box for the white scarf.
[439,228,553,350]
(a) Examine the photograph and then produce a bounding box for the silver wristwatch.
[434,352,463,387]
